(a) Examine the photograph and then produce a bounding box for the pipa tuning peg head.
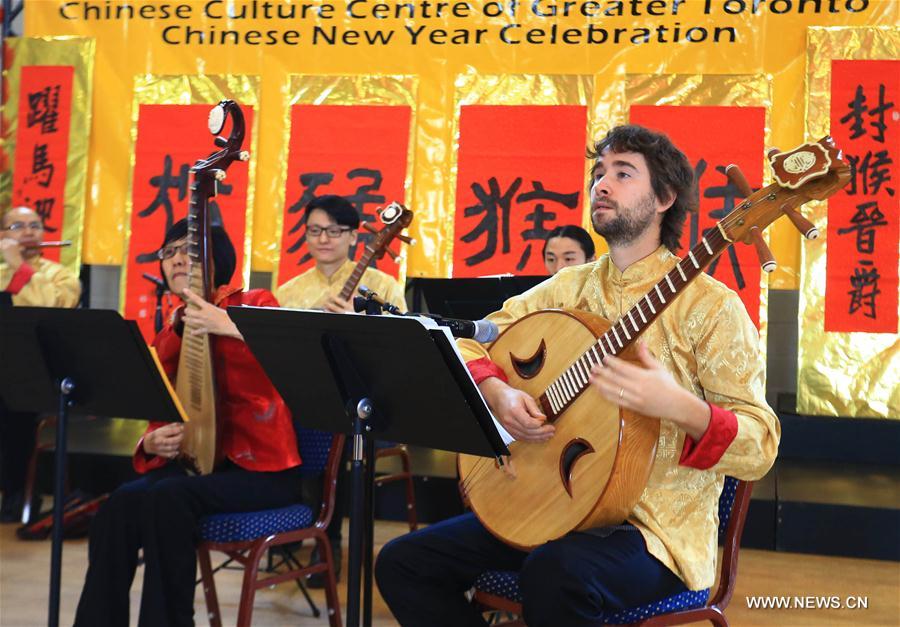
[725,164,753,198]
[783,207,820,240]
[749,226,776,273]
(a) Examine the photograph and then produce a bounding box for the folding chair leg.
[236,544,267,627]
[317,537,343,627]
[403,472,418,532]
[197,547,222,627]
[281,547,321,617]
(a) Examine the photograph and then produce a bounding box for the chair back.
[710,477,754,610]
[717,476,740,540]
[294,422,337,475]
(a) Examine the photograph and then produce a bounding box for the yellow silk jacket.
[0,256,81,308]
[275,259,407,312]
[458,246,780,590]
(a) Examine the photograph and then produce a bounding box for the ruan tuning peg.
[385,248,400,261]
[238,150,250,161]
[362,222,379,234]
[783,207,820,240]
[725,164,753,198]
[213,169,226,181]
[749,226,776,273]
[397,234,416,246]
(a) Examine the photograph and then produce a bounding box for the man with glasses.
[0,206,81,522]
[276,194,407,586]
[0,206,80,308]
[276,194,406,313]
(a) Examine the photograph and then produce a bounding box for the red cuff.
[132,435,169,474]
[5,263,35,294]
[466,357,508,386]
[678,402,738,470]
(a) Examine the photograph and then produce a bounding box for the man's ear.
[349,229,359,247]
[656,187,676,214]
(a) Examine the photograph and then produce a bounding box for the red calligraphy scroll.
[826,60,899,334]
[453,105,587,277]
[11,65,74,263]
[123,104,254,342]
[277,104,411,287]
[631,105,767,328]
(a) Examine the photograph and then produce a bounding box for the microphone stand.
[142,273,168,334]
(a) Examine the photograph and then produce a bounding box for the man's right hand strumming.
[478,377,554,442]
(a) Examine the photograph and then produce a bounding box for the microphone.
[424,314,499,343]
[358,285,403,315]
[356,285,499,342]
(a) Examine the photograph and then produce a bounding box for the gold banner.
[273,75,418,284]
[24,2,895,278]
[799,26,899,419]
[120,74,260,317]
[1,36,94,273]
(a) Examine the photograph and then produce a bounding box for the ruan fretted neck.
[541,227,731,418]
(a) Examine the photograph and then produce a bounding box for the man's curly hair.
[588,125,698,252]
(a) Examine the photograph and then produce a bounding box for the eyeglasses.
[4,221,44,232]
[157,242,190,260]
[307,225,352,238]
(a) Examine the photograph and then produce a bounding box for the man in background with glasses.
[0,206,81,522]
[276,194,406,313]
[275,194,407,587]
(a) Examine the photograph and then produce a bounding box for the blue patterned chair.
[473,477,753,626]
[196,427,345,627]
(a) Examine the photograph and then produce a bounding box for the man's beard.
[591,193,658,247]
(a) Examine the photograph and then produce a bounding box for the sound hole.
[510,339,546,380]
[559,438,594,498]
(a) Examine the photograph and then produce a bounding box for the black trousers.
[375,512,688,627]
[73,461,302,627]
[0,399,37,518]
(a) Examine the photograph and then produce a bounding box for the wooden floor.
[1,520,897,626]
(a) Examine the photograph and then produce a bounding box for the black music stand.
[0,307,184,627]
[229,306,508,627]
[411,275,547,319]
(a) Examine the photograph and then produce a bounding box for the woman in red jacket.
[74,219,301,627]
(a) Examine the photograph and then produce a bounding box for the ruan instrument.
[176,100,249,475]
[335,202,414,303]
[458,137,851,549]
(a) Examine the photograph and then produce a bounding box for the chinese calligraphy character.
[515,181,579,270]
[845,150,895,197]
[847,260,881,319]
[33,198,58,233]
[839,83,895,143]
[30,144,55,188]
[461,177,521,267]
[26,85,61,134]
[836,201,888,254]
